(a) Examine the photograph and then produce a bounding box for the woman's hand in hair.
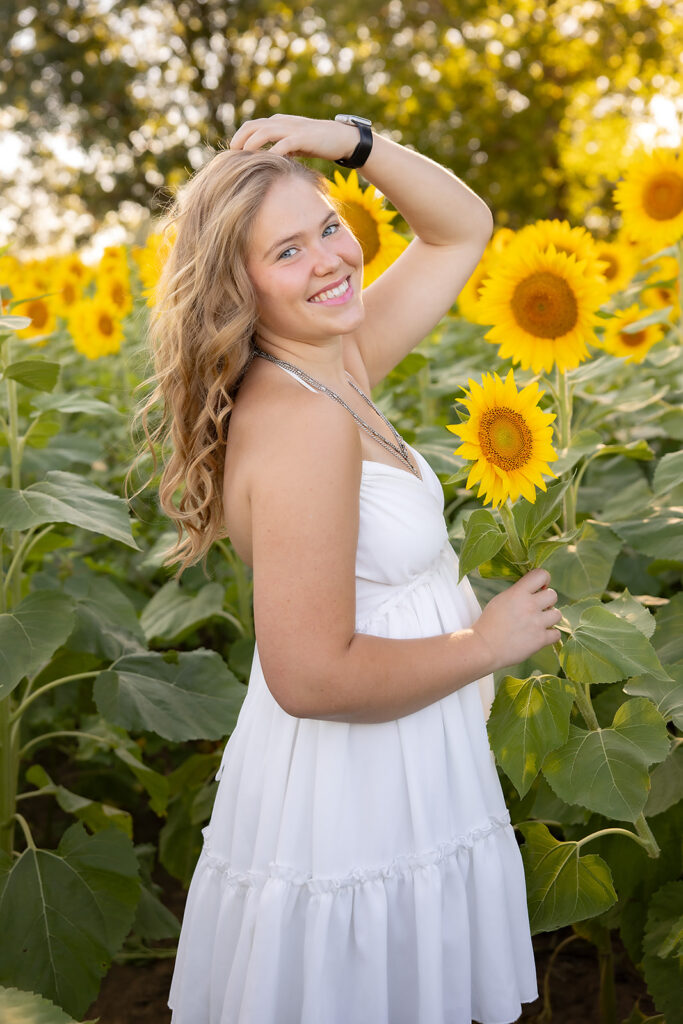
[228,113,360,164]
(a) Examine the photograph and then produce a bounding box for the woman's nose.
[311,242,342,275]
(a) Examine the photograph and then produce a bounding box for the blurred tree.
[0,0,681,253]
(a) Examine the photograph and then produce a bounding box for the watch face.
[335,114,372,127]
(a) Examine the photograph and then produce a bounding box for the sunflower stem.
[498,500,527,564]
[555,368,577,533]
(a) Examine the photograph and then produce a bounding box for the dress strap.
[276,365,319,393]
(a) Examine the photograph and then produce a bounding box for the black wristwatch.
[334,114,373,169]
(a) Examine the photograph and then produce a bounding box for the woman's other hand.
[472,568,563,673]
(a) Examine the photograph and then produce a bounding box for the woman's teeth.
[308,278,350,302]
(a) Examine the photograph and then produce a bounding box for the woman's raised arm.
[230,113,494,386]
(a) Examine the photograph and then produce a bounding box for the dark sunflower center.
[337,201,381,263]
[511,271,579,338]
[62,281,77,304]
[642,171,683,221]
[28,299,49,329]
[598,253,618,280]
[620,328,646,348]
[98,312,114,336]
[479,407,533,471]
[111,281,125,306]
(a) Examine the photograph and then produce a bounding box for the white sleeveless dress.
[168,366,538,1024]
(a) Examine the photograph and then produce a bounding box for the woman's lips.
[307,276,353,305]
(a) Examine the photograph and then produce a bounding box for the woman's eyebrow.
[264,210,337,257]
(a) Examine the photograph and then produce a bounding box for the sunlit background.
[1,0,681,263]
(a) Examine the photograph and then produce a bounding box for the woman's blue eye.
[323,222,340,236]
[278,247,297,260]
[277,224,339,260]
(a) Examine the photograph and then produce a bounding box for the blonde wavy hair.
[132,147,329,575]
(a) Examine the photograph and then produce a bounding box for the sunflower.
[476,243,605,374]
[447,369,557,507]
[12,271,60,345]
[599,303,666,364]
[504,219,610,300]
[68,296,125,359]
[132,225,176,307]
[640,255,681,321]
[96,265,133,319]
[326,169,408,287]
[590,239,640,296]
[613,148,683,249]
[456,228,516,323]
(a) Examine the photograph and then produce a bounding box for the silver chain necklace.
[252,347,421,479]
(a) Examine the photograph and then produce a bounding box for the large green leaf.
[0,985,81,1023]
[610,509,683,561]
[542,521,621,601]
[603,589,655,638]
[0,591,75,700]
[552,429,600,475]
[486,675,575,797]
[457,508,506,581]
[542,698,670,822]
[2,359,60,392]
[642,881,683,1024]
[518,821,617,934]
[560,605,671,685]
[0,824,140,1018]
[652,592,683,667]
[625,663,683,729]
[64,574,146,659]
[644,744,683,817]
[0,471,138,549]
[25,765,132,837]
[141,580,226,644]
[653,450,683,495]
[94,649,246,741]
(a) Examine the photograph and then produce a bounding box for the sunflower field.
[1,140,682,1024]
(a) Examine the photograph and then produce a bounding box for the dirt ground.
[87,918,658,1023]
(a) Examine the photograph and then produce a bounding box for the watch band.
[334,115,373,169]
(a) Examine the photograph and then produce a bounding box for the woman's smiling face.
[246,175,364,344]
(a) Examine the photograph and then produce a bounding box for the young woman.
[145,113,562,1024]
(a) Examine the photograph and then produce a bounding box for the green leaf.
[3,359,60,392]
[593,439,655,461]
[543,521,621,601]
[64,574,146,659]
[645,744,683,817]
[654,450,683,495]
[652,592,683,666]
[625,663,683,729]
[642,881,683,1024]
[511,479,568,546]
[518,821,617,934]
[610,509,683,561]
[25,765,132,837]
[603,589,656,638]
[0,985,81,1023]
[141,580,226,644]
[487,675,575,797]
[0,824,140,1018]
[131,884,181,943]
[94,649,246,741]
[29,390,122,418]
[23,412,61,449]
[552,429,600,475]
[542,698,671,821]
[0,591,75,699]
[0,314,32,330]
[643,880,683,959]
[560,605,672,685]
[0,471,139,549]
[457,508,506,581]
